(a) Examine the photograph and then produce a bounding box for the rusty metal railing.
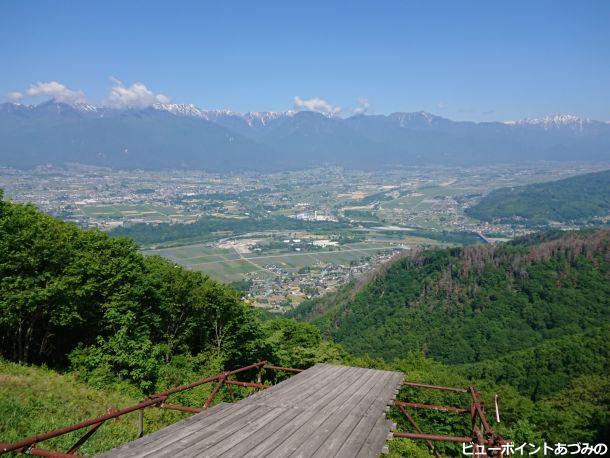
[0,361,303,457]
[392,381,508,457]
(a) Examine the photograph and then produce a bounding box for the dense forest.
[290,229,609,363]
[2,192,609,455]
[466,169,610,225]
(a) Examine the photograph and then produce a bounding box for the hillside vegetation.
[0,360,188,456]
[288,229,610,448]
[2,193,608,455]
[0,191,342,394]
[290,229,610,364]
[466,169,610,224]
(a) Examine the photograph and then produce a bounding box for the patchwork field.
[142,239,415,283]
[78,204,198,224]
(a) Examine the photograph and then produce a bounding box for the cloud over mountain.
[5,79,170,109]
[23,81,86,104]
[353,98,371,115]
[104,78,170,109]
[293,96,341,116]
[5,91,23,103]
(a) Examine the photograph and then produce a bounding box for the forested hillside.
[466,169,610,224]
[0,191,341,394]
[2,193,608,455]
[457,326,610,400]
[290,229,610,363]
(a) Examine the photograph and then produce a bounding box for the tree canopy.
[466,169,610,224]
[0,195,340,393]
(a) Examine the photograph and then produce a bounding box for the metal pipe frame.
[0,361,302,456]
[401,380,468,393]
[392,381,508,457]
[262,364,304,373]
[394,399,467,414]
[393,431,473,443]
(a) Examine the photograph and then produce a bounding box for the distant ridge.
[466,169,610,224]
[1,100,610,170]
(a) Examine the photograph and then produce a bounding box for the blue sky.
[1,0,609,121]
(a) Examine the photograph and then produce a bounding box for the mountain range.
[1,100,610,170]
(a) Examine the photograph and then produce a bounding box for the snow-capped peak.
[504,114,594,129]
[72,103,99,113]
[242,111,294,126]
[389,111,445,127]
[152,103,207,118]
[152,102,293,124]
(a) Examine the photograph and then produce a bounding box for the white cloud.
[155,93,171,104]
[293,96,341,116]
[6,91,23,103]
[353,98,371,115]
[105,79,170,109]
[25,81,86,104]
[436,102,446,111]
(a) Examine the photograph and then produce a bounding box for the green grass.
[0,360,196,456]
[0,359,263,456]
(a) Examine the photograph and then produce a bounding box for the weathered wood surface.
[98,363,404,458]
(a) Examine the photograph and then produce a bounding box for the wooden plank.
[194,406,296,456]
[308,371,393,458]
[143,404,264,458]
[245,363,328,401]
[242,366,374,457]
[259,364,360,409]
[264,368,383,458]
[295,366,368,415]
[336,372,403,458]
[221,406,304,457]
[287,370,392,457]
[97,403,234,457]
[116,403,257,458]
[168,406,281,457]
[245,363,344,407]
[236,366,367,457]
[104,365,339,458]
[354,416,394,458]
[332,374,397,457]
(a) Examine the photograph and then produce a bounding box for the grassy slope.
[0,360,189,456]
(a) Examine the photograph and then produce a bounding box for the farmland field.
[142,239,420,283]
[78,204,198,224]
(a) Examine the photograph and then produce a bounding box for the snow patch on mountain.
[389,111,445,127]
[242,111,294,126]
[504,114,596,130]
[152,103,293,124]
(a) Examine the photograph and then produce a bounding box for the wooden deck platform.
[99,363,404,457]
